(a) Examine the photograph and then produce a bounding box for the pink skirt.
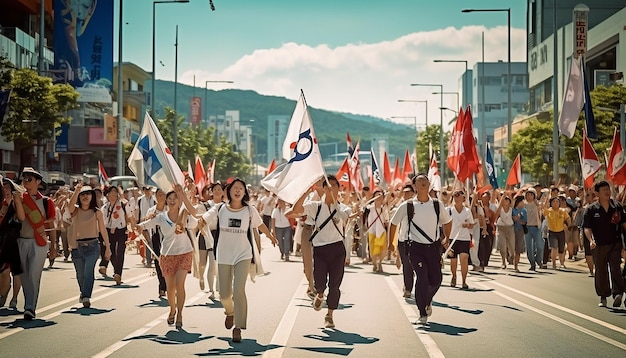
[159,252,192,276]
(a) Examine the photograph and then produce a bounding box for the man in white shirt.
[389,173,452,325]
[288,175,352,329]
[136,186,156,266]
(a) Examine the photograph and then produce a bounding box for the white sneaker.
[426,305,432,317]
[599,297,607,307]
[417,316,428,325]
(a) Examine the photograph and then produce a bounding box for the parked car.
[108,175,139,190]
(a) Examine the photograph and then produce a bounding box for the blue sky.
[115,0,528,126]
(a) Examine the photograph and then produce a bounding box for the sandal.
[167,311,176,325]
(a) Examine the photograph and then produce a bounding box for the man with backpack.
[389,173,452,325]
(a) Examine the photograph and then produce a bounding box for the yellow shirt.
[544,208,569,232]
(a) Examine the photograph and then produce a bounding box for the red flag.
[402,149,413,180]
[383,151,392,185]
[582,131,601,189]
[392,157,402,189]
[266,159,277,175]
[346,132,354,157]
[447,107,465,177]
[506,154,522,186]
[368,166,375,192]
[194,156,207,192]
[607,127,626,185]
[460,107,480,179]
[336,157,352,190]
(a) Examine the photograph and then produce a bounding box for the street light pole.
[412,84,444,183]
[151,0,189,123]
[204,80,234,128]
[462,8,512,156]
[116,0,124,175]
[173,25,179,161]
[433,92,459,112]
[433,60,469,107]
[398,99,428,126]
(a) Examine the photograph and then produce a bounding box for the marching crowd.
[0,167,625,343]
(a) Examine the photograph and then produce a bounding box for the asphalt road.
[0,239,624,358]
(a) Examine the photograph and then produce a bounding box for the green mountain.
[152,80,415,161]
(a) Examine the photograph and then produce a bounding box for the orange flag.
[505,154,522,186]
[266,159,277,175]
[336,157,352,190]
[402,149,413,180]
[383,151,392,185]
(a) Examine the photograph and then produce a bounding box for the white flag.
[558,58,584,138]
[427,150,441,192]
[262,91,325,204]
[127,112,185,191]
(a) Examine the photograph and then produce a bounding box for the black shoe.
[24,310,35,320]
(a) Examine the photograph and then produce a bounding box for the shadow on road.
[418,321,477,336]
[432,301,483,315]
[188,300,223,309]
[0,308,22,317]
[293,346,353,356]
[138,298,170,308]
[304,328,379,346]
[124,328,213,345]
[63,307,115,316]
[0,318,57,329]
[196,337,280,356]
[98,283,140,289]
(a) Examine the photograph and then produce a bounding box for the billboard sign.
[191,97,202,125]
[55,123,69,152]
[573,4,589,58]
[53,0,113,91]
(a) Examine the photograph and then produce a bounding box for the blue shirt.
[512,207,527,231]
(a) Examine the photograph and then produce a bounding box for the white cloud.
[180,25,527,129]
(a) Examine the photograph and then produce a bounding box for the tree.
[415,124,451,177]
[0,57,79,167]
[507,84,626,183]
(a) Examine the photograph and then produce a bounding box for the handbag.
[522,224,528,234]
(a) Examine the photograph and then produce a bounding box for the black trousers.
[478,226,494,268]
[398,241,414,292]
[152,233,166,292]
[313,241,346,310]
[593,241,624,298]
[408,241,442,317]
[108,228,127,276]
[98,233,108,268]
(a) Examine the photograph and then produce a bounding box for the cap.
[21,167,43,180]
[568,185,578,192]
[79,185,95,194]
[526,188,537,196]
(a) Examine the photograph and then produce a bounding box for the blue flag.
[581,56,597,139]
[485,142,498,189]
[370,149,381,186]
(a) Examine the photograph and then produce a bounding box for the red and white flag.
[461,107,480,179]
[505,154,522,187]
[194,156,207,192]
[261,90,325,204]
[206,159,216,184]
[349,141,362,191]
[607,127,626,185]
[392,157,402,189]
[187,160,194,181]
[427,151,441,192]
[581,131,601,189]
[98,161,109,189]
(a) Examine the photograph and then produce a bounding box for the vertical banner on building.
[55,123,70,152]
[190,97,202,125]
[53,0,114,99]
[573,4,589,58]
[104,114,117,141]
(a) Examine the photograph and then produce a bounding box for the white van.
[108,175,139,190]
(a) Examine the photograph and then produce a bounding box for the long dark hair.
[226,178,250,206]
[79,190,99,212]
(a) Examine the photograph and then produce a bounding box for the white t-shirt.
[390,198,452,244]
[366,204,389,237]
[447,206,474,242]
[140,210,193,256]
[496,207,514,226]
[102,200,128,230]
[302,199,352,248]
[271,207,291,228]
[260,195,275,216]
[202,204,263,265]
[136,195,156,221]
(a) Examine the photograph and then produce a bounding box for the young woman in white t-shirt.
[272,199,293,261]
[447,190,475,289]
[138,184,197,329]
[200,178,276,343]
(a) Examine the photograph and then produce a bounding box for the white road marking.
[475,282,626,351]
[385,276,446,358]
[92,291,206,358]
[486,280,626,336]
[0,274,154,340]
[262,277,308,358]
